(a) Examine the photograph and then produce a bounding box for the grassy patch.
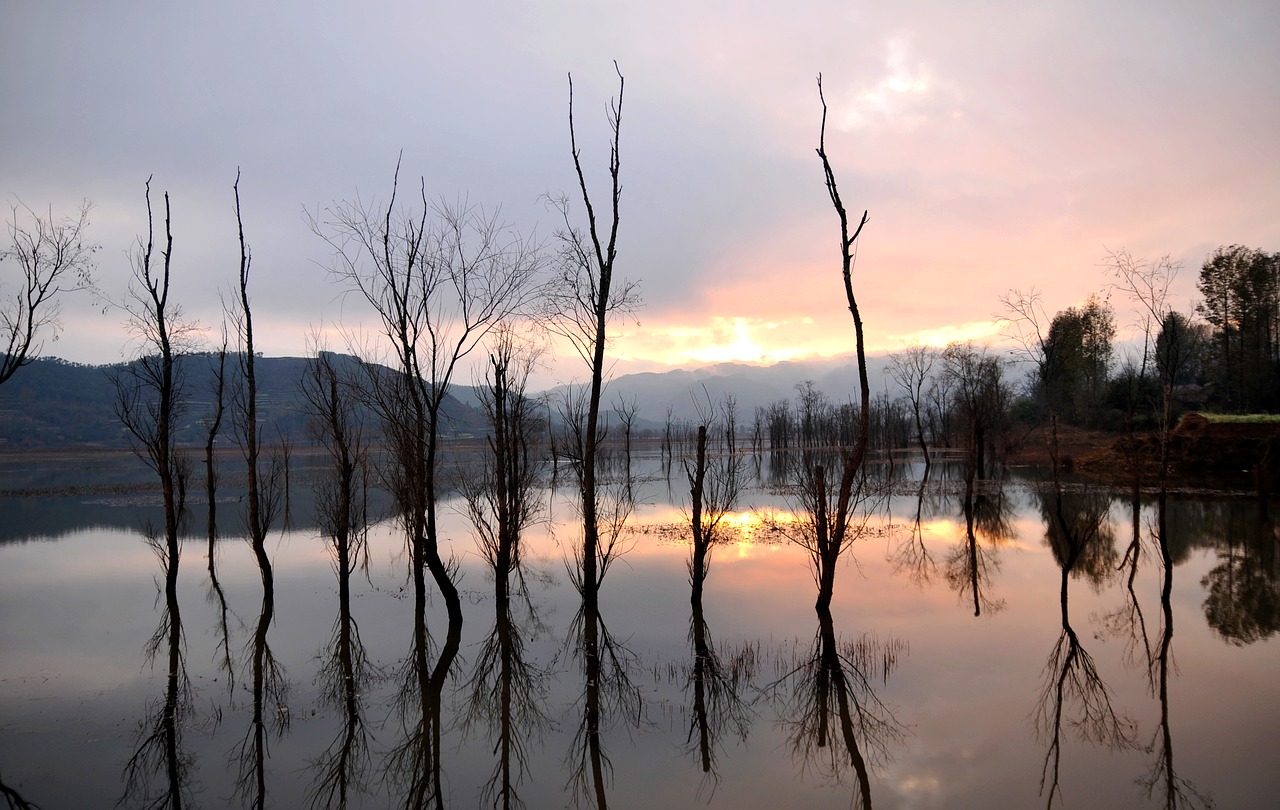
[1199,412,1280,424]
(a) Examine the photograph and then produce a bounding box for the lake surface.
[1,448,1276,809]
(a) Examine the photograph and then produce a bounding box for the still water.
[0,448,1276,808]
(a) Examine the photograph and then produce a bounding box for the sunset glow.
[1,2,1275,390]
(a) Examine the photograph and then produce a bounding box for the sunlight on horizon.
[877,319,1003,350]
[605,315,1007,374]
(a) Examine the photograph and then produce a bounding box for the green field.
[1200,412,1280,424]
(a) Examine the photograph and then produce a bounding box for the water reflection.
[684,602,752,789]
[460,595,552,809]
[456,338,554,809]
[946,474,1014,616]
[5,447,1280,807]
[0,776,39,810]
[1098,485,1155,678]
[1140,494,1214,810]
[121,527,194,809]
[566,600,640,810]
[234,548,289,809]
[775,607,907,809]
[1033,482,1136,807]
[1199,500,1280,646]
[303,349,377,810]
[889,470,938,585]
[385,574,455,809]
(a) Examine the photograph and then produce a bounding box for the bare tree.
[110,178,196,810]
[887,344,937,466]
[545,64,643,810]
[229,172,285,566]
[544,62,641,600]
[226,173,290,810]
[457,328,553,810]
[310,158,542,808]
[301,344,376,810]
[686,415,745,605]
[1107,249,1196,482]
[1,201,96,385]
[796,74,872,614]
[111,178,196,552]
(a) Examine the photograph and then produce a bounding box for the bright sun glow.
[687,318,801,365]
[881,320,1002,349]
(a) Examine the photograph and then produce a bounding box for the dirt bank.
[1072,414,1280,492]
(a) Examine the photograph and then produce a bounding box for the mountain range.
[0,353,898,450]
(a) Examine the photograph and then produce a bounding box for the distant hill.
[0,354,485,450]
[0,352,904,449]
[544,354,897,430]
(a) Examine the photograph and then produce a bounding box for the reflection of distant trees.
[1038,486,1121,589]
[945,475,1016,616]
[1201,502,1280,646]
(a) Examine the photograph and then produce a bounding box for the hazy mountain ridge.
[0,353,898,449]
[563,354,897,428]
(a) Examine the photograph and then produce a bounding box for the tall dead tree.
[230,172,284,567]
[545,64,642,810]
[805,74,871,613]
[112,178,192,556]
[545,63,640,598]
[228,173,289,810]
[1,201,96,385]
[111,178,194,810]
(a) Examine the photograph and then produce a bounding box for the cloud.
[2,0,1278,387]
[837,37,962,133]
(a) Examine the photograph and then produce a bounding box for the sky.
[3,0,1278,389]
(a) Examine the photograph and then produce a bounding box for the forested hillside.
[0,354,484,450]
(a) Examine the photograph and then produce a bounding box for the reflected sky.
[1,452,1277,808]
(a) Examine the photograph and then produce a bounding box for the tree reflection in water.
[121,526,193,809]
[202,343,237,698]
[684,419,752,792]
[1139,493,1214,810]
[1033,482,1136,809]
[946,475,1014,616]
[0,774,40,810]
[457,335,554,809]
[302,350,378,809]
[384,555,460,809]
[205,504,237,700]
[1098,484,1154,678]
[685,602,752,791]
[888,466,938,585]
[1200,500,1280,646]
[774,608,906,810]
[233,546,289,810]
